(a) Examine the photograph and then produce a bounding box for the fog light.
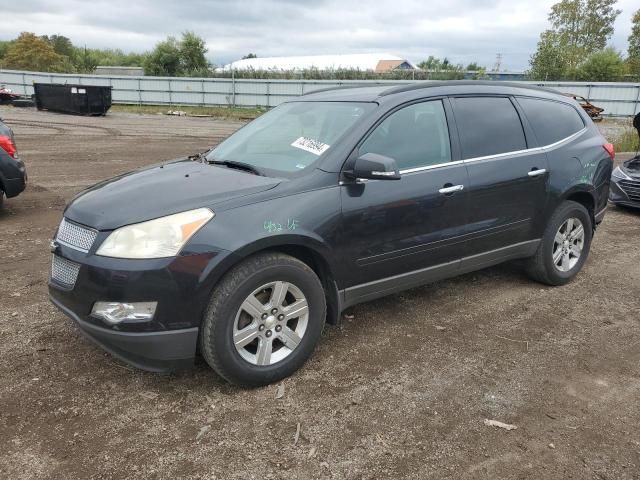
[91,302,157,324]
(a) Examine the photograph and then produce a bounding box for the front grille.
[51,255,81,288]
[619,179,640,202]
[56,218,98,252]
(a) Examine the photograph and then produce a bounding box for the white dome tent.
[218,53,419,73]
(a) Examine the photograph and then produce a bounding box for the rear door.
[449,96,549,257]
[337,99,469,300]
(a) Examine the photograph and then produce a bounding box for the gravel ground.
[597,118,636,144]
[1,107,639,480]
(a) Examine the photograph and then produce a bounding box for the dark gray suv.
[49,82,613,386]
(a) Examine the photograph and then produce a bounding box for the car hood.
[621,156,640,178]
[64,159,281,230]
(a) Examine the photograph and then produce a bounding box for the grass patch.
[110,104,265,121]
[611,127,640,153]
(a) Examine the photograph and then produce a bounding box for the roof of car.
[299,81,560,102]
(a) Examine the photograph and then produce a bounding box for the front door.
[336,99,469,303]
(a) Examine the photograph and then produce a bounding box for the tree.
[143,32,209,76]
[576,47,626,80]
[529,0,621,79]
[417,56,465,79]
[242,53,258,59]
[528,31,566,80]
[41,35,75,58]
[179,31,208,75]
[550,0,620,55]
[0,40,13,61]
[74,47,100,73]
[2,32,66,72]
[465,62,482,71]
[144,37,182,76]
[628,9,640,77]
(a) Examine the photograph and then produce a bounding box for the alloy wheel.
[233,281,309,366]
[552,217,585,272]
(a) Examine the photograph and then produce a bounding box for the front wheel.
[526,200,592,286]
[200,252,326,387]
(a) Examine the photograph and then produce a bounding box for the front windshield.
[207,101,373,174]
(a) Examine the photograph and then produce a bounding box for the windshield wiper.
[207,159,264,176]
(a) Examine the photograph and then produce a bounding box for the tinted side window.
[517,97,585,146]
[451,97,527,159]
[360,100,451,170]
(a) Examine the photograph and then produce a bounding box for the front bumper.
[51,295,198,372]
[609,176,640,208]
[1,157,27,198]
[48,241,235,372]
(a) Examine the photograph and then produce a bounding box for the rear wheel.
[200,252,326,387]
[526,200,592,286]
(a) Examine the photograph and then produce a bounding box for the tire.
[200,252,326,387]
[526,200,592,286]
[0,189,4,209]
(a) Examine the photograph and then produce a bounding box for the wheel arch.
[561,185,597,227]
[209,235,343,325]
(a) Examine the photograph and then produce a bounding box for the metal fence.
[1,69,639,116]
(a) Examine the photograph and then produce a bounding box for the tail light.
[0,135,18,159]
[603,143,615,161]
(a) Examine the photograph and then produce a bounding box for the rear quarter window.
[516,97,585,146]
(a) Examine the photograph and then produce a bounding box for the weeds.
[612,127,640,153]
[110,104,264,121]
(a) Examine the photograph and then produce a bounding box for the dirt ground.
[1,107,639,480]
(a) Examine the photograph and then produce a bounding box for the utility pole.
[493,53,502,72]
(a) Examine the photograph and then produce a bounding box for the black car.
[0,116,27,208]
[49,81,613,386]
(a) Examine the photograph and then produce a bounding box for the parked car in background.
[49,81,613,387]
[610,155,640,208]
[0,85,19,105]
[0,116,27,208]
[610,112,640,208]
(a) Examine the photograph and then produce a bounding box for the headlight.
[96,208,214,259]
[612,166,630,180]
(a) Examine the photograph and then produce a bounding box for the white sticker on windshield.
[291,137,330,156]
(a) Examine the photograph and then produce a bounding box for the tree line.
[529,0,639,80]
[0,0,638,82]
[0,32,208,76]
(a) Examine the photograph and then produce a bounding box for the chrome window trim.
[398,127,588,175]
[400,160,464,175]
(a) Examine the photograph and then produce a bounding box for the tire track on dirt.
[7,119,121,136]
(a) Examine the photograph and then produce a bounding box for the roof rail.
[379,80,556,97]
[302,84,386,96]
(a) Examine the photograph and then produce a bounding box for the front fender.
[189,185,343,298]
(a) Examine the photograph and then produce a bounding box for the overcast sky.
[2,0,638,70]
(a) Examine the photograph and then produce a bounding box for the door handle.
[528,168,547,177]
[439,184,464,195]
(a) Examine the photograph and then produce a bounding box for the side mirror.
[346,153,401,181]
